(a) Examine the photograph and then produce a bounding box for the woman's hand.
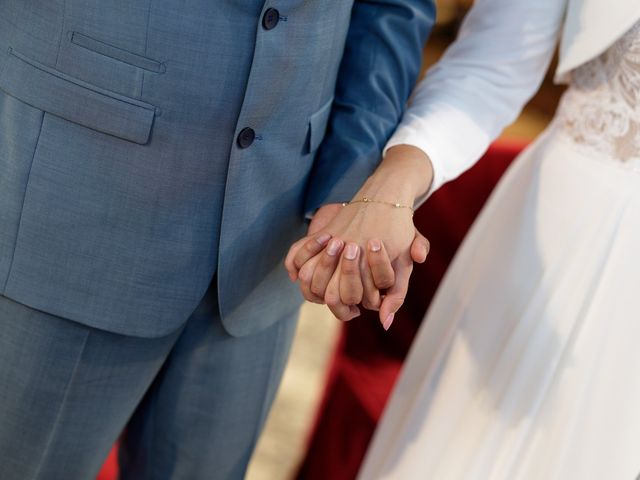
[286,202,430,327]
[285,145,433,329]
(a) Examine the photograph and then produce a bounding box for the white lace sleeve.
[556,21,640,162]
[385,0,567,202]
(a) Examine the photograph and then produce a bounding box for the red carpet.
[97,445,118,480]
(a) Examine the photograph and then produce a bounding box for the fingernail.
[315,233,331,245]
[327,239,343,256]
[383,313,395,331]
[345,243,358,260]
[369,239,381,252]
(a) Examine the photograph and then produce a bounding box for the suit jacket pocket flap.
[308,97,334,154]
[70,32,166,73]
[0,48,157,145]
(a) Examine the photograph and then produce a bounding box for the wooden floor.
[246,303,338,480]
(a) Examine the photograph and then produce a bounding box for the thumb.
[410,228,430,264]
[308,203,343,235]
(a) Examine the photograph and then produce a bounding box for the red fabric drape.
[96,141,526,480]
[295,141,526,480]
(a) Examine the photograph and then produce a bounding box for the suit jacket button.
[262,8,280,30]
[237,127,256,149]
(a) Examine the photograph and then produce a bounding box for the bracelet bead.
[342,196,414,214]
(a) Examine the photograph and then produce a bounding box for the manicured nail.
[315,233,331,245]
[369,239,381,252]
[383,313,395,331]
[327,238,343,256]
[344,243,358,260]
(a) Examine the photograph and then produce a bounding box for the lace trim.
[557,20,640,162]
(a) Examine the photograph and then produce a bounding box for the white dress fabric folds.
[359,13,640,480]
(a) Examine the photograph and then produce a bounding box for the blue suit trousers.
[0,283,297,480]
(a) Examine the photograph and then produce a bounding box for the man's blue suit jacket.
[0,0,435,337]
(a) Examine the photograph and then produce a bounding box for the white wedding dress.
[359,9,640,480]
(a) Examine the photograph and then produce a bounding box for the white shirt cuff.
[383,101,492,208]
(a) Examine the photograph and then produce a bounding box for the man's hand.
[285,203,344,284]
[285,145,433,329]
[285,204,429,327]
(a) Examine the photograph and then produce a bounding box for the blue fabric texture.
[0,0,435,337]
[0,289,297,480]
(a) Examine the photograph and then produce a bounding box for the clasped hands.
[285,145,433,330]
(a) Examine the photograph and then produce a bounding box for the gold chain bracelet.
[342,196,414,215]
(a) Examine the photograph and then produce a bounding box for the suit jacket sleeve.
[303,0,436,214]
